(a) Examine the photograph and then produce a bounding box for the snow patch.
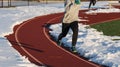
[49,23,120,67]
[86,8,120,14]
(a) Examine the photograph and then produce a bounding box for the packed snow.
[0,1,120,67]
[49,23,120,67]
[86,8,120,14]
[0,3,64,67]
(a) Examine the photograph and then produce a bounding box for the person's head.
[75,0,80,4]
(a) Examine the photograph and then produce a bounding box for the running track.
[6,9,120,67]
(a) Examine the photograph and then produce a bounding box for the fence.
[0,0,64,8]
[0,0,119,8]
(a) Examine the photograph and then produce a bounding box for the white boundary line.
[15,19,45,66]
[90,17,120,25]
[43,15,99,67]
[13,11,120,67]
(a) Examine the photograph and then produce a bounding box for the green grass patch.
[112,39,120,41]
[90,20,120,36]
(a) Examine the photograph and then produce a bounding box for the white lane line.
[43,15,99,67]
[15,19,45,66]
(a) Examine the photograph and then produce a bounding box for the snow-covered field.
[0,1,120,67]
[0,3,64,67]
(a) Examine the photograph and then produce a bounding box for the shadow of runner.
[9,40,44,53]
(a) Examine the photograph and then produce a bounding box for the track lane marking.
[15,19,45,66]
[43,15,99,67]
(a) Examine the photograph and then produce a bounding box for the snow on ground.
[86,8,120,14]
[0,1,120,67]
[49,23,120,67]
[0,3,64,67]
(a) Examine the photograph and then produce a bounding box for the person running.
[57,0,80,53]
[89,0,97,9]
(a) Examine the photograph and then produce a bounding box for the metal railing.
[0,0,65,8]
[0,0,119,8]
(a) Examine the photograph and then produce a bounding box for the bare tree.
[28,0,29,6]
[8,0,12,7]
[1,0,3,7]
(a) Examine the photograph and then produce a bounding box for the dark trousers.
[89,0,96,9]
[58,21,78,46]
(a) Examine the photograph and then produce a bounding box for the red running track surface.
[5,9,120,67]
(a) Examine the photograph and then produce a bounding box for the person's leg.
[89,0,96,9]
[57,23,70,45]
[89,1,92,9]
[70,21,78,46]
[93,0,96,6]
[70,21,78,52]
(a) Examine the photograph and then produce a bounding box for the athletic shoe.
[71,46,77,53]
[57,40,62,46]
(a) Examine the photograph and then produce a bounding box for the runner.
[57,0,81,53]
[89,0,97,9]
